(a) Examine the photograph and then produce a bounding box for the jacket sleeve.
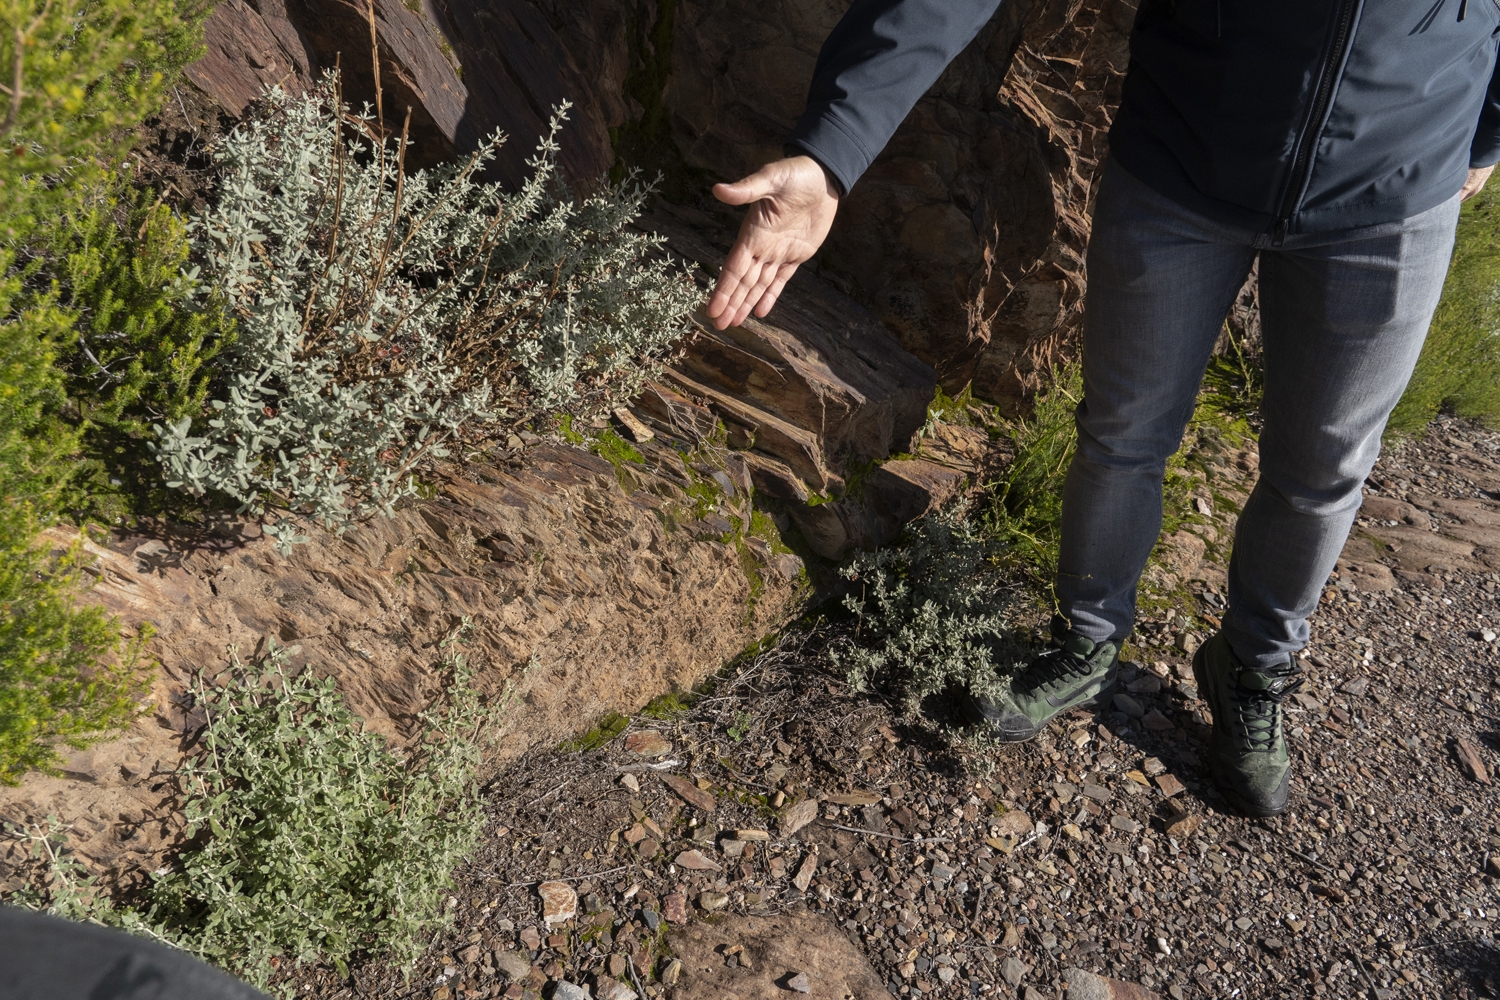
[787,0,1005,194]
[1471,51,1500,168]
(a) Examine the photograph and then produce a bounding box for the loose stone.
[538,881,577,929]
[992,809,1034,837]
[596,977,637,1000]
[674,848,721,871]
[663,893,688,924]
[661,774,716,811]
[493,950,532,982]
[793,852,818,892]
[780,798,819,837]
[1142,708,1176,731]
[1155,774,1186,798]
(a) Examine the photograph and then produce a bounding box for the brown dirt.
[0,436,804,896]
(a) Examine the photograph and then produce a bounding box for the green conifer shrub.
[51,187,235,521]
[0,0,207,782]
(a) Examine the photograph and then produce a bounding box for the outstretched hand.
[705,156,841,330]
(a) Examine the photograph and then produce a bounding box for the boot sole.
[1192,640,1289,818]
[1211,774,1289,818]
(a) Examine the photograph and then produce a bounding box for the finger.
[721,257,770,327]
[753,267,797,319]
[730,263,782,328]
[707,237,762,322]
[712,168,778,206]
[707,270,743,324]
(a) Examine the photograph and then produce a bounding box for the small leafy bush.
[1390,183,1500,432]
[156,79,702,544]
[832,508,1024,705]
[10,631,491,990]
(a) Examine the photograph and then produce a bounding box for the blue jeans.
[1058,160,1460,670]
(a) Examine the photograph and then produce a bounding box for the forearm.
[787,0,1004,194]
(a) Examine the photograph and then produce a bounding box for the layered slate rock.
[666,910,894,1000]
[3,441,802,882]
[646,210,936,495]
[187,0,470,170]
[182,0,1141,408]
[1342,481,1500,585]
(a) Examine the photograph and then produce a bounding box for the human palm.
[706,156,841,330]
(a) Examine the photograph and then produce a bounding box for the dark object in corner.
[0,907,270,999]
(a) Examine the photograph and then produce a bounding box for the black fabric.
[787,0,1500,234]
[785,0,1003,195]
[0,908,270,1000]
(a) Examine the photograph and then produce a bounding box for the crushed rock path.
[297,420,1500,1000]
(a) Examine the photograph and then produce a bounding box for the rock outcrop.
[1,435,801,885]
[181,0,1140,409]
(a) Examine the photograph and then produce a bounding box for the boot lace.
[1229,665,1303,752]
[1016,645,1094,696]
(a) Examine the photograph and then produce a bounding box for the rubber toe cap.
[1211,756,1290,817]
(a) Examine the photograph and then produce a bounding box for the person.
[704,0,1500,818]
[0,907,271,998]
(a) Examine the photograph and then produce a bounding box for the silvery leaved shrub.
[832,507,1026,706]
[154,76,701,548]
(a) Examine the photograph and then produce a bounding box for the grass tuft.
[1390,183,1500,432]
[979,363,1083,591]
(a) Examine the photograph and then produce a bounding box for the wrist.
[783,145,843,199]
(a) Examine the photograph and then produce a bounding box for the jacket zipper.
[1271,0,1361,246]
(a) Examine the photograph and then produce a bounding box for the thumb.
[713,167,779,206]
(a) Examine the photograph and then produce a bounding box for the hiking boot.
[957,615,1119,742]
[1192,632,1304,817]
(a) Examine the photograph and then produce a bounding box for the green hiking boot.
[1192,632,1304,817]
[957,616,1119,742]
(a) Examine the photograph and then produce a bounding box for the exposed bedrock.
[184,0,1139,410]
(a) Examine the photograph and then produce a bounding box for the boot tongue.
[1063,634,1096,659]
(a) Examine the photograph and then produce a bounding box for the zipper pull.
[1272,219,1288,247]
[1460,0,1469,20]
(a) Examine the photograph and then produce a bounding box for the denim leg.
[1223,196,1461,670]
[1057,164,1257,643]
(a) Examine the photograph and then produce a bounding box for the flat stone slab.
[666,910,894,1000]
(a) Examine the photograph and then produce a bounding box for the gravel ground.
[292,421,1500,1000]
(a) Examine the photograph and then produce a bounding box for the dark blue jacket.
[788,0,1500,238]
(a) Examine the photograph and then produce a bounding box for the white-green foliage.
[7,630,491,992]
[832,508,1024,705]
[155,77,701,544]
